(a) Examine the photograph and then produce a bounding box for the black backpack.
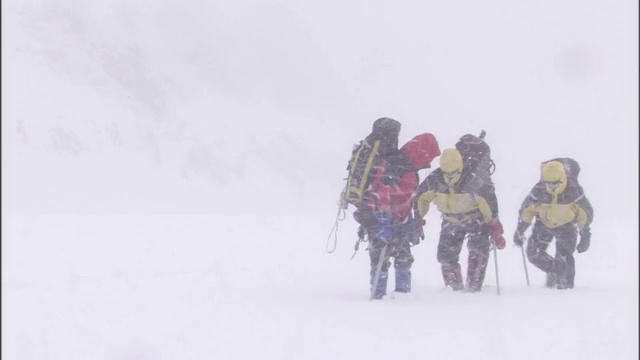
[344,118,401,209]
[455,131,495,182]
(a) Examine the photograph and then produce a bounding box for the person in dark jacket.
[513,158,594,289]
[414,148,505,293]
[354,132,441,299]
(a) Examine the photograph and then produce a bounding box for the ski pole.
[520,245,530,286]
[370,244,388,301]
[492,246,500,296]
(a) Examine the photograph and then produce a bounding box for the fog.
[3,0,638,359]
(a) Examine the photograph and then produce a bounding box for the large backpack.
[455,131,495,182]
[344,118,401,209]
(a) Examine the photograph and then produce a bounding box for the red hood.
[401,133,441,170]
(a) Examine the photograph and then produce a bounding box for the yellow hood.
[440,149,463,185]
[541,161,567,195]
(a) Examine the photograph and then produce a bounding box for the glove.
[486,219,505,250]
[513,231,526,247]
[577,228,591,253]
[493,234,506,250]
[373,211,393,244]
[357,225,366,240]
[409,218,426,245]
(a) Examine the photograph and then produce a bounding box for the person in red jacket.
[354,133,441,299]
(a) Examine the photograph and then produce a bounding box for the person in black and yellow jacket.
[414,148,505,293]
[513,158,594,289]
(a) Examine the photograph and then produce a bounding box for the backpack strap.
[346,140,381,203]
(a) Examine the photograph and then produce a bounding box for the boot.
[564,255,576,289]
[545,273,557,288]
[441,262,464,291]
[370,270,389,299]
[553,257,570,290]
[466,252,489,293]
[394,262,412,293]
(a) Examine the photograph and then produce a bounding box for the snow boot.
[553,257,570,290]
[441,262,464,291]
[564,255,576,289]
[466,252,490,293]
[394,257,412,293]
[370,270,389,299]
[545,273,557,288]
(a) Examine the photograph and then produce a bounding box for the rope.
[326,187,348,253]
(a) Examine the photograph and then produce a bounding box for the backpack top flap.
[371,117,401,158]
[455,134,492,178]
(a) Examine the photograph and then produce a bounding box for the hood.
[440,148,463,185]
[541,160,568,195]
[400,133,441,170]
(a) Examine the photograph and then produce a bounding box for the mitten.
[493,234,506,250]
[357,225,366,240]
[513,231,526,247]
[577,228,591,253]
[513,219,530,247]
[487,219,505,249]
[406,218,426,246]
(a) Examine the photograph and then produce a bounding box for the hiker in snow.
[328,117,402,255]
[513,158,594,289]
[414,148,505,293]
[344,117,401,259]
[353,132,441,299]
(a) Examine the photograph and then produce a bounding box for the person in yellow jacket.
[513,158,594,289]
[414,148,505,292]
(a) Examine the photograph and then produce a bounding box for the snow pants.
[437,219,492,292]
[526,221,578,289]
[368,225,414,299]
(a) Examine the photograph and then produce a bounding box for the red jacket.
[367,133,440,221]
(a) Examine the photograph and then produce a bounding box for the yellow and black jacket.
[517,160,593,231]
[517,179,593,231]
[414,168,500,226]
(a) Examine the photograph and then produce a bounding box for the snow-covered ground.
[3,0,638,359]
[3,213,638,359]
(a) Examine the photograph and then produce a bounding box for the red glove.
[487,219,505,250]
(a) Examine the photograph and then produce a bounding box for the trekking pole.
[370,244,389,301]
[520,245,530,286]
[492,246,501,296]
